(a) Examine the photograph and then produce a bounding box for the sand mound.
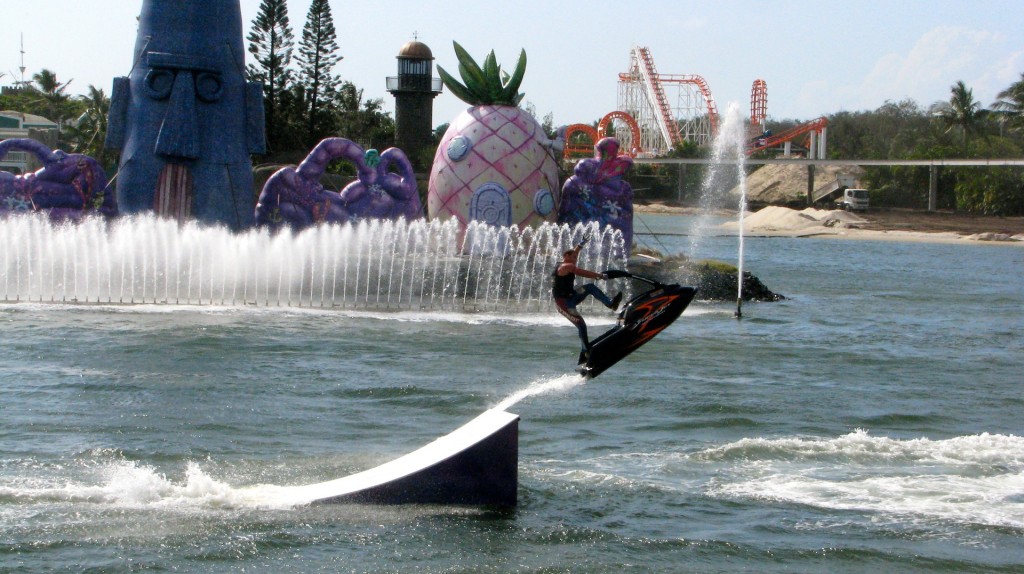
[731,163,865,204]
[724,206,867,234]
[966,232,1022,242]
[740,206,820,231]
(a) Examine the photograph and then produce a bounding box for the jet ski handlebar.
[603,269,663,287]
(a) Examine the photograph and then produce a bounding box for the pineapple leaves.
[436,64,481,105]
[501,50,527,104]
[453,42,488,94]
[482,51,503,100]
[442,41,527,107]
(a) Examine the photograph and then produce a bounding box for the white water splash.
[699,430,1024,529]
[6,429,1021,530]
[0,460,289,509]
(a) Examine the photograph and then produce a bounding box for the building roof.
[0,110,58,129]
[397,40,433,60]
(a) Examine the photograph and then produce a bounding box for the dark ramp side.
[297,409,519,507]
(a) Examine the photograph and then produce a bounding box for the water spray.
[0,215,627,312]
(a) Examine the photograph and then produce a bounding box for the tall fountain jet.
[106,0,266,230]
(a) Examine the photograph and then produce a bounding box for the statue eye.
[144,69,175,100]
[194,72,223,103]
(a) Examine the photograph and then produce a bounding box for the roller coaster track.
[636,47,680,149]
[746,116,828,155]
[750,79,767,128]
[563,112,643,160]
[657,73,719,141]
[563,124,599,158]
[597,111,642,155]
[617,46,719,153]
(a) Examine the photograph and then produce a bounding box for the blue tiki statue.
[105,0,265,230]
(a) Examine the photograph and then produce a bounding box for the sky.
[4,0,1023,130]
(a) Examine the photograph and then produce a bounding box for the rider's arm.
[572,267,606,280]
[564,242,607,280]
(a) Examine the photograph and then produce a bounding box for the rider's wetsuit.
[552,266,616,354]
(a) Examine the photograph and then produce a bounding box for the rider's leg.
[574,283,620,309]
[556,300,590,351]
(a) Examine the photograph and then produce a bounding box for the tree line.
[2,1,1022,215]
[246,0,394,162]
[630,76,1024,216]
[756,77,1024,215]
[0,0,395,174]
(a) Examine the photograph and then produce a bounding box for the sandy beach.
[636,202,1024,245]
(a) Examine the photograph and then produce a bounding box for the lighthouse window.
[399,60,430,76]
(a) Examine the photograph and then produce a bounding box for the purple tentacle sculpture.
[338,147,422,222]
[0,138,117,221]
[557,137,634,248]
[255,138,422,231]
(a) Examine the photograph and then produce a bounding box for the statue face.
[125,0,253,164]
[138,52,226,160]
[108,0,263,229]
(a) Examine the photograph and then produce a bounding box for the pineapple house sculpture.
[428,42,560,235]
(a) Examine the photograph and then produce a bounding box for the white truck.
[837,188,870,211]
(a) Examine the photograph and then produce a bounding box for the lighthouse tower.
[387,39,442,169]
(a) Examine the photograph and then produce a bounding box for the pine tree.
[246,0,294,153]
[296,0,342,147]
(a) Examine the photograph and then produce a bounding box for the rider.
[552,239,622,363]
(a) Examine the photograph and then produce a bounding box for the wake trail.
[494,373,586,411]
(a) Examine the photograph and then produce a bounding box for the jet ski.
[577,270,697,379]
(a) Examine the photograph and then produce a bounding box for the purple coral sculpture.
[558,137,634,249]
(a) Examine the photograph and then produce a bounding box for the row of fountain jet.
[0,215,626,313]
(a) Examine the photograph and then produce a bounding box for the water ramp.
[298,409,519,507]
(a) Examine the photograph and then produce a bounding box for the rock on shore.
[628,253,783,303]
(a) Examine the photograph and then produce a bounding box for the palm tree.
[930,80,987,154]
[31,68,73,126]
[33,69,62,93]
[64,85,114,167]
[992,72,1024,134]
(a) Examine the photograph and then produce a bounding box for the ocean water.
[1,213,1022,573]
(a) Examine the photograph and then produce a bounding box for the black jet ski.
[577,270,697,379]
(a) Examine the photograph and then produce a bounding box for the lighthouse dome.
[398,40,433,60]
